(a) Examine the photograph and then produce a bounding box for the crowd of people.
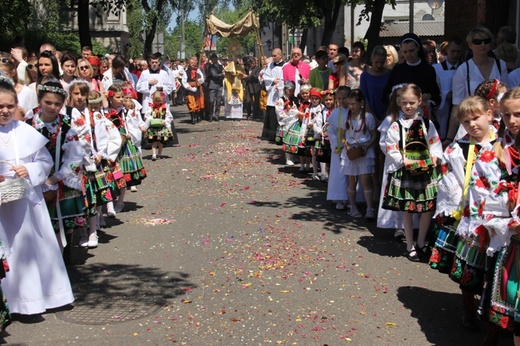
[257,25,520,345]
[1,23,520,345]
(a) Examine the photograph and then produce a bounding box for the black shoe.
[407,249,420,262]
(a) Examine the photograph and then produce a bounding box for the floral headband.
[88,95,104,104]
[37,83,68,97]
[106,90,115,98]
[68,78,90,93]
[322,89,335,96]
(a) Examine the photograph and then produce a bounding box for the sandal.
[417,245,431,262]
[407,249,420,262]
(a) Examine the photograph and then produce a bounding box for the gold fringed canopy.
[204,11,259,38]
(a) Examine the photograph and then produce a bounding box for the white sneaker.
[87,232,98,248]
[130,186,137,192]
[365,208,376,220]
[286,159,295,166]
[312,174,320,180]
[336,202,345,210]
[320,174,328,182]
[114,202,124,213]
[348,207,362,218]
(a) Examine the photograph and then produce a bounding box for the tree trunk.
[364,0,387,61]
[78,0,92,48]
[299,28,308,52]
[142,0,166,56]
[320,0,342,46]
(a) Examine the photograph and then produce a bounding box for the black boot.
[190,113,196,124]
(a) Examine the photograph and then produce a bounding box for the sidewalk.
[2,106,511,345]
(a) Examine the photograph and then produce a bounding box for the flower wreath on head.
[67,78,91,94]
[322,89,335,96]
[37,82,68,98]
[88,95,104,104]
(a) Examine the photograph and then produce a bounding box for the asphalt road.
[1,106,513,345]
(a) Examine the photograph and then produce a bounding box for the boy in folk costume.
[181,56,205,124]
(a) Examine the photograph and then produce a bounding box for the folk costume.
[27,107,88,247]
[144,102,174,143]
[273,93,298,145]
[283,100,311,156]
[382,112,442,213]
[181,65,205,124]
[105,107,146,187]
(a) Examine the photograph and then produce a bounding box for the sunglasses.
[0,58,10,64]
[79,66,89,70]
[472,38,492,45]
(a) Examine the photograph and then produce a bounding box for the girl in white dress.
[326,86,349,209]
[0,77,74,315]
[340,89,377,219]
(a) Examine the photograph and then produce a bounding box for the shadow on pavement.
[67,263,196,308]
[395,286,510,345]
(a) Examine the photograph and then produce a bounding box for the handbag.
[346,137,366,160]
[150,118,163,128]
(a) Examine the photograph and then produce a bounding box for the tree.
[356,0,396,60]
[140,0,177,56]
[0,0,32,48]
[126,0,145,58]
[169,20,203,59]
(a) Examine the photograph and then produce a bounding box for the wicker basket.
[0,161,29,204]
[402,141,434,176]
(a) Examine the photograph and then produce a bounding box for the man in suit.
[243,57,262,120]
[206,53,225,122]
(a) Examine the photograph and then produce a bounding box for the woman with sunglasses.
[0,53,37,117]
[445,25,510,146]
[25,57,38,85]
[76,58,108,107]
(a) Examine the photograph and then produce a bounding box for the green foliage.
[183,21,204,58]
[127,0,145,57]
[355,0,396,26]
[164,31,180,59]
[0,0,32,48]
